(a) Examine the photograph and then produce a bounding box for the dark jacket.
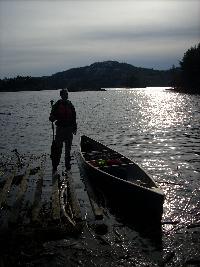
[49,99,77,132]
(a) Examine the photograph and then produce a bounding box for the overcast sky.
[0,0,199,78]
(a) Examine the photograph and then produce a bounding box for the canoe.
[80,135,165,222]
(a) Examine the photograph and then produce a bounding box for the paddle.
[50,100,55,140]
[50,100,57,170]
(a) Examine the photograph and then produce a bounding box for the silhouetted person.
[49,89,77,173]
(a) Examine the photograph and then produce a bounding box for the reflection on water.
[0,87,200,264]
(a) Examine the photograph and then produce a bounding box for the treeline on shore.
[0,43,199,94]
[0,61,173,92]
[172,43,200,94]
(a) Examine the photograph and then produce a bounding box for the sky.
[0,0,199,78]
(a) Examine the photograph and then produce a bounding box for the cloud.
[0,0,200,78]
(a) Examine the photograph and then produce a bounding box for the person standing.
[49,89,77,173]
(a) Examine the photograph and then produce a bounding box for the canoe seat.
[102,163,132,167]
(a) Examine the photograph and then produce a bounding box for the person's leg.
[64,129,73,170]
[53,127,64,171]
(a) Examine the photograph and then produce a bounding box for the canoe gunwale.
[80,135,165,199]
[84,159,164,196]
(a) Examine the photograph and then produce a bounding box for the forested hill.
[0,61,174,92]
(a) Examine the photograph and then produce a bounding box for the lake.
[0,87,200,265]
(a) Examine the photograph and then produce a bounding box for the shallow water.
[0,87,200,265]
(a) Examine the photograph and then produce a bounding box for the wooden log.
[83,176,103,220]
[0,167,17,208]
[64,171,82,222]
[31,157,46,223]
[60,182,76,226]
[51,173,60,221]
[16,164,30,200]
[9,161,32,224]
[89,197,103,220]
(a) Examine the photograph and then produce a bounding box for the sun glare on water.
[137,87,187,131]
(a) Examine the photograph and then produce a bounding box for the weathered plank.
[0,167,17,208]
[65,171,82,222]
[60,181,76,226]
[74,151,104,221]
[0,152,84,236]
[81,173,104,220]
[31,156,46,223]
[9,160,32,224]
[52,173,61,221]
[89,197,104,220]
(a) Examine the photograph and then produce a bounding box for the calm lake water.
[0,87,200,265]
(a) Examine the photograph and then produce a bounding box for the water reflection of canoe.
[80,135,165,222]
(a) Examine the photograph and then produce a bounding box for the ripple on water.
[0,88,200,264]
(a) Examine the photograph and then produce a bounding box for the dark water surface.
[0,87,200,266]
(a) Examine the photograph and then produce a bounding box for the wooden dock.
[0,152,84,241]
[0,150,107,244]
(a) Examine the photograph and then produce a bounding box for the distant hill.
[0,61,175,92]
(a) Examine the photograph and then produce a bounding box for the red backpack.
[56,102,72,122]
